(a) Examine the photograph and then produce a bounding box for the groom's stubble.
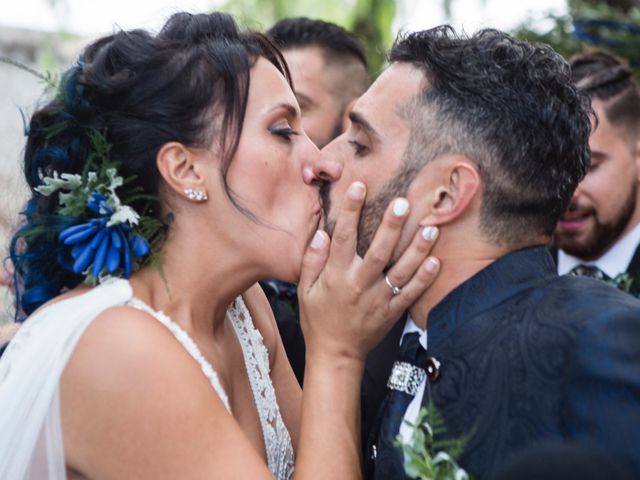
[320,160,421,259]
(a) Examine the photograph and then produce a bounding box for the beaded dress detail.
[228,297,295,480]
[128,294,294,479]
[126,298,231,411]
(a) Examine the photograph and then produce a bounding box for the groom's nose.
[302,153,343,186]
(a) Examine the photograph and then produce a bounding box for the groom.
[306,27,640,479]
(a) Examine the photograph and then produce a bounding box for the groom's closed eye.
[348,139,368,156]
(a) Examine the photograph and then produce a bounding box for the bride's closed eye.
[269,123,300,141]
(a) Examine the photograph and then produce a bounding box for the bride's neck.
[129,224,261,336]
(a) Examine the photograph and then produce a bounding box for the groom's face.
[319,63,425,257]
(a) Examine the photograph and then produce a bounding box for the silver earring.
[184,187,208,202]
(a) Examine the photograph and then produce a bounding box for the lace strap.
[127,298,231,411]
[228,296,294,479]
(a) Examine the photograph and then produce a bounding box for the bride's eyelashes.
[269,126,300,141]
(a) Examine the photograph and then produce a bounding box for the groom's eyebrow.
[349,111,380,140]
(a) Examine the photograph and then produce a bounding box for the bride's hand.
[298,181,440,364]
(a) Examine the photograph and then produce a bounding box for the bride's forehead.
[249,58,294,95]
[248,59,298,111]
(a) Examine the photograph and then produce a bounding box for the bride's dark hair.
[9,12,289,319]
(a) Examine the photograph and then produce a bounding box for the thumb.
[298,229,330,294]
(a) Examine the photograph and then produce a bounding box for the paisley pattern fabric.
[424,247,640,479]
[363,247,640,479]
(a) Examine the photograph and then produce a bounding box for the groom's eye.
[348,140,368,156]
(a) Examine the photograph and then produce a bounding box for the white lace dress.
[0,279,294,479]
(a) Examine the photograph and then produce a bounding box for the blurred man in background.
[267,17,370,148]
[555,51,640,293]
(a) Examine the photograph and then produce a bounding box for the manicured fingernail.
[425,257,439,273]
[422,226,438,241]
[310,230,325,249]
[348,182,366,200]
[393,198,409,217]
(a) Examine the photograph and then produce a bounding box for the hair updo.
[9,12,289,319]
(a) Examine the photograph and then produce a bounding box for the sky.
[1,0,567,36]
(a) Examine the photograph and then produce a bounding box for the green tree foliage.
[219,0,396,75]
[511,0,640,74]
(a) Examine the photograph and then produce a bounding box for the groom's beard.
[321,162,419,258]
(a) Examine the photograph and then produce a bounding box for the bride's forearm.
[293,354,364,480]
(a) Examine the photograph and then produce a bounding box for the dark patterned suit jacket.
[362,246,640,479]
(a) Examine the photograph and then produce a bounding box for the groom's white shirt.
[398,316,427,446]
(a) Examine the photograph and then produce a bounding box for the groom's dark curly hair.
[390,26,592,246]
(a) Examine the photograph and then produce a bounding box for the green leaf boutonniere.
[395,401,471,480]
[613,272,640,296]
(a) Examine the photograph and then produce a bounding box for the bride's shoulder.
[61,298,230,426]
[64,303,184,383]
[60,301,239,476]
[58,282,210,391]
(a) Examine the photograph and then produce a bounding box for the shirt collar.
[557,221,640,278]
[400,316,427,350]
[426,246,557,348]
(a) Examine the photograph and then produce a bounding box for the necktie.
[568,264,611,282]
[372,332,427,479]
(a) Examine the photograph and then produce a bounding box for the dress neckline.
[122,283,294,479]
[126,295,232,411]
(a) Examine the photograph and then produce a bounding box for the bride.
[0,12,439,479]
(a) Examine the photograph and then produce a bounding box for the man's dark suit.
[550,242,640,294]
[363,246,640,479]
[625,243,640,280]
[260,280,306,386]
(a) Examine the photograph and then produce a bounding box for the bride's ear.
[156,142,210,201]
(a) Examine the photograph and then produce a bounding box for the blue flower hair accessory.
[1,56,164,317]
[34,130,163,283]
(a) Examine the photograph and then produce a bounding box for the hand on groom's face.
[299,180,440,362]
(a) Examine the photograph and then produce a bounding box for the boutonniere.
[612,272,640,296]
[395,401,471,480]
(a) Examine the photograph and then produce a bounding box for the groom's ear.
[156,142,210,198]
[417,155,481,227]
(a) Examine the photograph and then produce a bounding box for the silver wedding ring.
[384,274,402,295]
